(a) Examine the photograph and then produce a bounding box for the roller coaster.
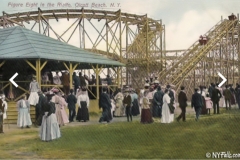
[0,8,239,98]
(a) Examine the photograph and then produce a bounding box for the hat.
[154,80,159,84]
[144,83,150,87]
[124,88,130,92]
[82,87,87,91]
[51,88,59,93]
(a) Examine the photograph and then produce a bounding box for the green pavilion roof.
[0,26,124,67]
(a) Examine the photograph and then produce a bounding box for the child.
[205,94,213,115]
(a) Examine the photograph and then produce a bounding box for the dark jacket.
[123,95,132,107]
[36,94,46,112]
[211,88,222,102]
[73,75,80,87]
[99,92,111,109]
[223,88,232,100]
[208,86,214,97]
[79,76,86,87]
[67,94,77,110]
[178,91,188,108]
[191,92,203,108]
[153,90,164,106]
[169,89,175,102]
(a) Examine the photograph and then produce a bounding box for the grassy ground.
[1,108,240,159]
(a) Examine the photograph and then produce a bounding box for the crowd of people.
[1,72,240,142]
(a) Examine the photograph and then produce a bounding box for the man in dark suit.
[177,86,188,122]
[99,87,112,123]
[211,84,222,114]
[123,89,133,122]
[67,89,77,122]
[223,85,232,110]
[191,88,203,121]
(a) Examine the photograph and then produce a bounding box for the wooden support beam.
[117,67,120,88]
[53,11,58,22]
[1,83,10,90]
[0,61,5,68]
[67,9,69,21]
[35,59,40,86]
[40,60,48,70]
[92,64,103,99]
[73,64,78,70]
[63,62,70,70]
[69,63,73,89]
[25,60,36,71]
[5,17,24,27]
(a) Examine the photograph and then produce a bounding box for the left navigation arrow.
[9,72,18,87]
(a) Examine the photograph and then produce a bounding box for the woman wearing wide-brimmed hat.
[114,88,124,117]
[141,91,154,124]
[50,88,68,127]
[28,75,40,106]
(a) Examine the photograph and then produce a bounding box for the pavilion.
[0,26,124,123]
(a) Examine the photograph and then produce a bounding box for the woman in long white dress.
[40,93,61,142]
[28,76,40,106]
[2,95,8,120]
[114,88,124,117]
[17,95,32,128]
[161,89,174,123]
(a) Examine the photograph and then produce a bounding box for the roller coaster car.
[199,35,208,45]
[228,14,237,20]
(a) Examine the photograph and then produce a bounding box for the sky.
[1,0,239,50]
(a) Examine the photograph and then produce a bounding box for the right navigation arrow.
[217,72,227,87]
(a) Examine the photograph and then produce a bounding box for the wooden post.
[69,63,73,89]
[117,67,120,88]
[96,65,99,100]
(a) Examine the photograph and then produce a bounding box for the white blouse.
[77,94,90,108]
[163,93,171,104]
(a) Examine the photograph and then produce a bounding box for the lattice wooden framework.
[0,8,165,89]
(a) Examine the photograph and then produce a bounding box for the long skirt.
[201,96,207,114]
[152,104,161,117]
[231,95,236,105]
[161,103,174,123]
[76,101,89,122]
[131,99,140,116]
[141,109,153,124]
[39,112,61,141]
[114,99,123,116]
[99,108,110,122]
[28,92,39,106]
[17,108,32,127]
[60,108,69,124]
[55,105,64,126]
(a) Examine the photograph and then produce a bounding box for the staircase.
[159,19,238,86]
[3,102,36,124]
